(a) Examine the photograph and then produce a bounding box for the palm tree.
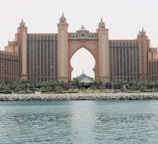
[113,79,126,90]
[0,81,5,92]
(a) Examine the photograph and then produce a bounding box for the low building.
[73,72,94,83]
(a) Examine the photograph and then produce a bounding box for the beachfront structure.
[0,14,158,83]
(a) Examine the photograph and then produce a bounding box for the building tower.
[16,20,28,80]
[137,28,150,80]
[96,18,109,83]
[57,13,69,83]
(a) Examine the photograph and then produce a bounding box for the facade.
[0,14,158,83]
[27,34,58,81]
[109,29,149,81]
[0,41,19,82]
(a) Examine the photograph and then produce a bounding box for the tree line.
[0,79,157,94]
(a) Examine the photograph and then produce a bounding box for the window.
[81,33,85,37]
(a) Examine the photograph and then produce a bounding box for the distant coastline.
[0,93,158,101]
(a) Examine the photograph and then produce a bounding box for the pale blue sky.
[0,0,158,78]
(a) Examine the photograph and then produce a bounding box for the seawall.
[0,93,158,101]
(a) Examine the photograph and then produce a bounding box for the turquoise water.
[0,100,158,144]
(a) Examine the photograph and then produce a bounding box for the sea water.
[0,100,158,144]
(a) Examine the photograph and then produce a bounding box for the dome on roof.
[78,25,88,31]
[73,72,94,83]
[81,25,85,30]
[81,77,93,83]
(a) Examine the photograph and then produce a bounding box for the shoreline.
[0,92,158,101]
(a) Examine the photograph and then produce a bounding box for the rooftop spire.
[62,12,64,18]
[101,17,103,23]
[19,19,25,27]
[81,25,85,29]
[59,12,67,23]
[60,12,66,20]
[137,27,147,38]
[97,17,105,29]
[100,17,104,24]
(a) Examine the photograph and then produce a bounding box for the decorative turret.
[57,13,69,83]
[137,28,148,38]
[81,25,85,30]
[59,12,67,24]
[58,12,68,30]
[76,25,89,36]
[96,17,109,83]
[137,27,149,80]
[17,19,28,80]
[98,18,106,29]
[19,19,25,27]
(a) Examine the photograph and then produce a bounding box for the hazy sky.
[0,0,158,78]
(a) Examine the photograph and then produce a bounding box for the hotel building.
[0,14,158,83]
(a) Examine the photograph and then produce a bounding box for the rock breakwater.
[0,93,158,101]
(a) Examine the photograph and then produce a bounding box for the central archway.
[57,14,110,82]
[68,40,99,82]
[70,47,95,79]
[57,15,109,83]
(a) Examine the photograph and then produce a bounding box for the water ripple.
[0,100,158,144]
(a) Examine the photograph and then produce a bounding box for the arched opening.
[70,48,95,80]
